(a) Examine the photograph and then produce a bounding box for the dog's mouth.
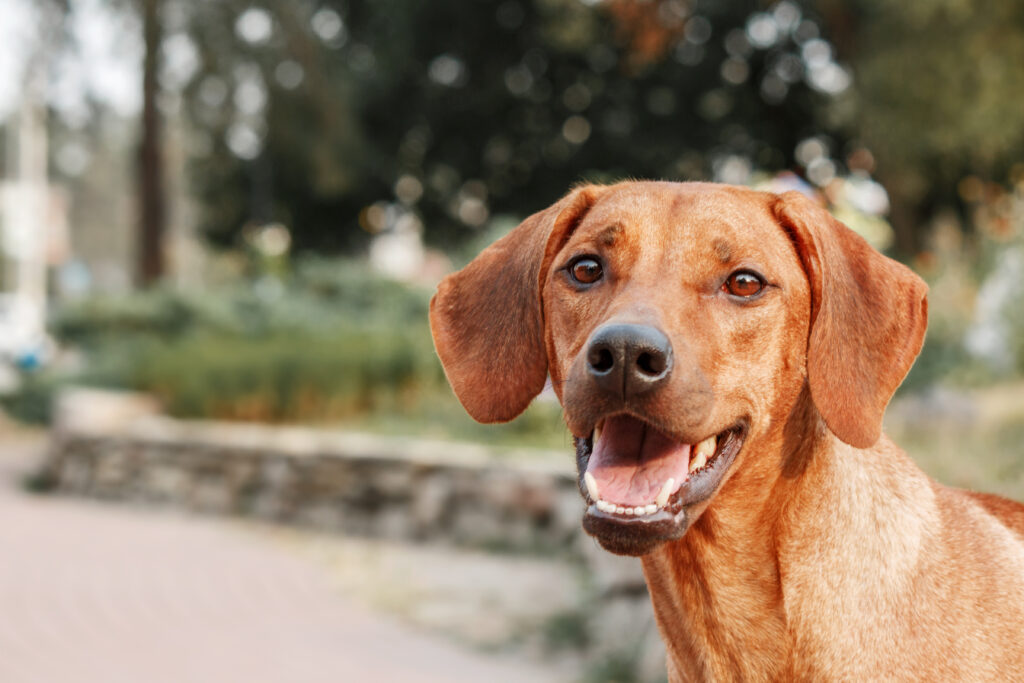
[575,415,747,555]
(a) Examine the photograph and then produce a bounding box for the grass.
[331,394,572,451]
[886,382,1024,501]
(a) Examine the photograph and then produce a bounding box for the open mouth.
[575,415,747,554]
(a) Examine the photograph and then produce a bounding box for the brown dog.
[430,182,1024,680]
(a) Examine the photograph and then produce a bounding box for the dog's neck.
[641,441,794,681]
[640,398,936,681]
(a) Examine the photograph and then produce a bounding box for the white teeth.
[689,435,716,473]
[594,425,602,443]
[655,478,675,508]
[592,478,679,517]
[584,472,600,501]
[592,498,665,517]
[689,451,707,473]
[695,434,717,458]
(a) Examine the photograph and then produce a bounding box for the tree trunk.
[137,0,165,287]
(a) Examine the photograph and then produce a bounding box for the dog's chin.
[574,418,747,557]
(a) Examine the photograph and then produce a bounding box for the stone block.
[411,473,452,534]
[140,462,188,503]
[190,476,233,514]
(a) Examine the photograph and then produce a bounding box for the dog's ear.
[773,191,928,448]
[430,186,602,423]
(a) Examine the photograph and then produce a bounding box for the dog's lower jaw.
[583,509,691,556]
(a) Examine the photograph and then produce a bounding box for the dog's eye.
[569,257,603,285]
[723,271,765,298]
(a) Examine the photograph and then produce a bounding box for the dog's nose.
[586,323,673,399]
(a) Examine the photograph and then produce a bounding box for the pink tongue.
[586,415,692,506]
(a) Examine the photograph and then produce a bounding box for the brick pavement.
[0,435,566,683]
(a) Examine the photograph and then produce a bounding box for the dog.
[429,181,1024,681]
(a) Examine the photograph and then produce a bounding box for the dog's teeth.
[689,451,707,473]
[688,435,716,473]
[655,478,675,508]
[695,435,717,459]
[594,499,661,516]
[593,425,602,443]
[584,472,600,501]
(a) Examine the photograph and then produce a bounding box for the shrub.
[127,326,441,422]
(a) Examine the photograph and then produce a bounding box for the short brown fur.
[430,181,1024,681]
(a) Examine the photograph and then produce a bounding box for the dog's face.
[545,184,812,554]
[431,181,927,556]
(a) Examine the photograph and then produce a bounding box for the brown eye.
[569,257,603,285]
[723,271,765,298]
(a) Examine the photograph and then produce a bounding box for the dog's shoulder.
[959,490,1024,538]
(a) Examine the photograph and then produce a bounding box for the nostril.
[636,351,666,376]
[588,347,615,374]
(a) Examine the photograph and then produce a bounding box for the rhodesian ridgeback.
[430,181,1024,680]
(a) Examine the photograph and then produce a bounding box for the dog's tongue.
[586,415,691,506]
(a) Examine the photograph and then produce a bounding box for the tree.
[818,0,1024,254]
[177,0,856,254]
[137,0,167,285]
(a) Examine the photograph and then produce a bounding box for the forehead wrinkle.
[598,223,622,246]
[714,239,732,263]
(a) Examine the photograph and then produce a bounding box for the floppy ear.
[773,191,928,448]
[430,186,602,423]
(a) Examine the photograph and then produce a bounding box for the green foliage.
[1,371,66,425]
[890,401,1024,502]
[38,261,446,423]
[54,259,433,346]
[126,328,436,422]
[13,261,570,445]
[541,609,591,652]
[585,651,647,683]
[829,0,1024,251]
[179,0,850,252]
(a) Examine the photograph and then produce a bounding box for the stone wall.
[40,417,588,554]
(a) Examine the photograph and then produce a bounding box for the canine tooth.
[645,504,658,515]
[615,506,626,515]
[593,425,602,443]
[655,478,675,508]
[689,451,707,473]
[584,472,601,501]
[695,435,717,459]
[596,500,610,513]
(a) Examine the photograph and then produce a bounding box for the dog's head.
[431,181,927,555]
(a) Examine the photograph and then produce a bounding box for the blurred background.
[0,0,1022,681]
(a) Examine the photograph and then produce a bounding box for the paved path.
[0,435,565,683]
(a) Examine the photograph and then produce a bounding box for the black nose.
[585,323,673,399]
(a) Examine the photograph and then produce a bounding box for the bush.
[8,260,571,447]
[127,326,441,422]
[9,261,440,423]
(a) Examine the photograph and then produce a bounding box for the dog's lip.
[574,420,747,546]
